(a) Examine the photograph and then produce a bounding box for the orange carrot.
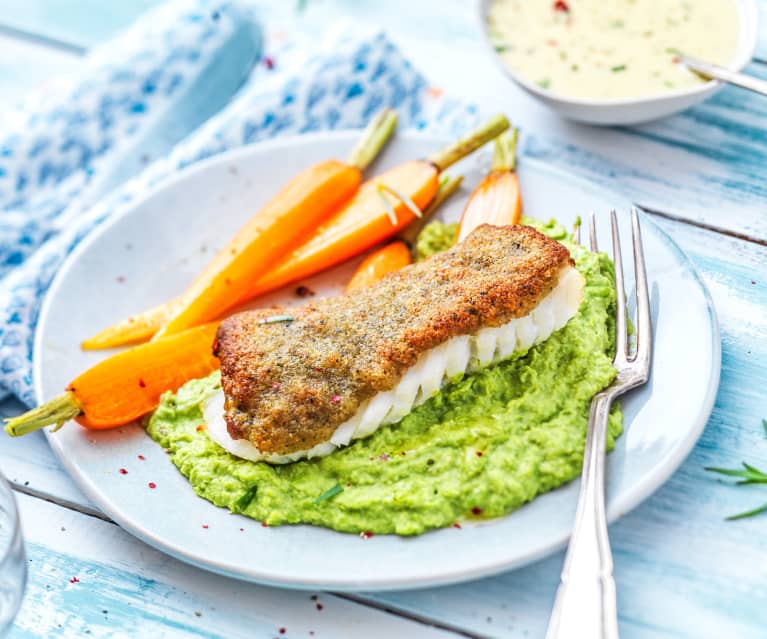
[456,129,521,243]
[5,323,219,435]
[345,241,412,292]
[90,159,439,349]
[251,160,438,294]
[344,173,464,292]
[154,110,400,339]
[81,303,179,349]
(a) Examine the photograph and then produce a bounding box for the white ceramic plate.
[36,131,720,591]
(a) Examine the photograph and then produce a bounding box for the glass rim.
[0,472,23,569]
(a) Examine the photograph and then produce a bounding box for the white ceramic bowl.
[479,0,759,125]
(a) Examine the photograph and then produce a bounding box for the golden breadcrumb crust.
[215,224,573,454]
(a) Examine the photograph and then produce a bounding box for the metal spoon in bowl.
[679,53,767,97]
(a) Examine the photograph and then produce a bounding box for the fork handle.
[545,392,620,639]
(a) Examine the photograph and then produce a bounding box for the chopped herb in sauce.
[610,64,627,73]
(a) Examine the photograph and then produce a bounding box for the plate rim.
[35,130,722,591]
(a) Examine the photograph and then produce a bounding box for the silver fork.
[545,207,652,639]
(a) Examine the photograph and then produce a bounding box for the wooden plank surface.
[9,492,458,639]
[759,0,767,59]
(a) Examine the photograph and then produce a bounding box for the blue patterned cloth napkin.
[0,1,477,406]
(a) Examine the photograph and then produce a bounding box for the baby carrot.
[220,116,507,301]
[456,129,521,243]
[345,174,464,292]
[5,322,220,435]
[81,303,177,349]
[345,241,412,293]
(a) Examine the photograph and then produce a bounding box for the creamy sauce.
[488,0,740,100]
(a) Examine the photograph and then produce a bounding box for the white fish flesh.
[205,266,585,464]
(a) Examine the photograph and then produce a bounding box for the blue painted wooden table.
[1,1,766,637]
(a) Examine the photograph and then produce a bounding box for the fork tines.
[583,209,652,381]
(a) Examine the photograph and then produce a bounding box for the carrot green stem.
[5,392,81,437]
[427,114,510,172]
[346,108,398,171]
[491,128,518,172]
[398,173,464,249]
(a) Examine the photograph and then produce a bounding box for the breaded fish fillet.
[205,224,584,463]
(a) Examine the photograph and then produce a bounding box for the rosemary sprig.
[706,420,767,520]
[725,502,767,521]
[258,314,294,325]
[705,463,767,486]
